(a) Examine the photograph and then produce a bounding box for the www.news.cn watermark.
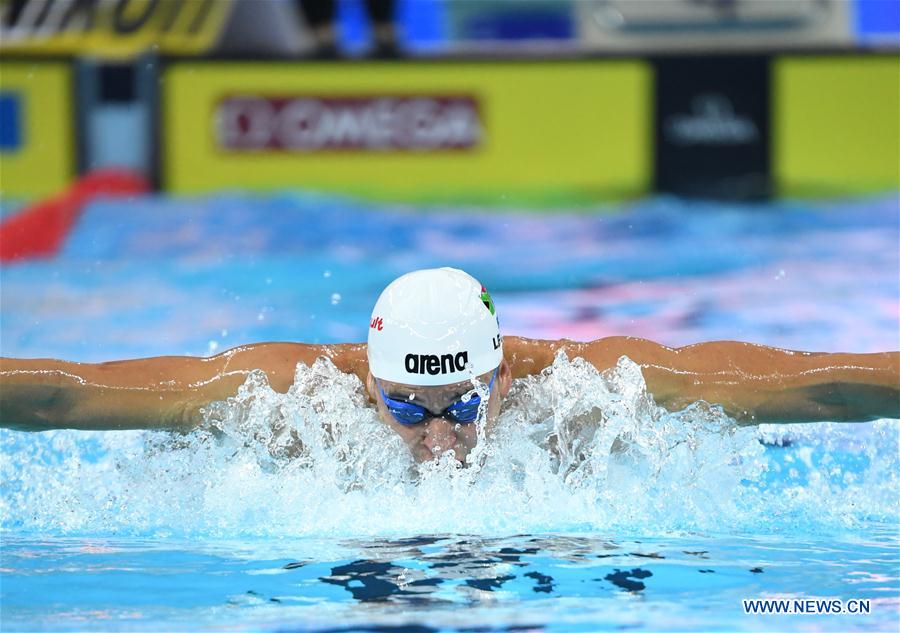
[743,598,871,615]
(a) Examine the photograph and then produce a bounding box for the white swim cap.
[368,268,503,386]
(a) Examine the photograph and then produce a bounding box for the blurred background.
[0,0,898,361]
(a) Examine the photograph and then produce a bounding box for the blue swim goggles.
[378,368,498,426]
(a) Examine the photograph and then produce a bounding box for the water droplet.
[331,293,342,305]
[323,270,332,278]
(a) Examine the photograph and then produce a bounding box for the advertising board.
[162,61,652,202]
[654,56,770,199]
[0,62,74,199]
[774,55,900,195]
[1,0,233,59]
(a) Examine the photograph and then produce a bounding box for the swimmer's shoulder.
[503,336,671,378]
[214,342,369,391]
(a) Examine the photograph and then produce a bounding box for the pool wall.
[1,52,897,203]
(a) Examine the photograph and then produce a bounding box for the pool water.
[1,193,898,632]
[2,530,897,632]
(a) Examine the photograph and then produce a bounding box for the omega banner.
[163,61,651,201]
[217,95,482,152]
[654,53,898,198]
[654,56,771,199]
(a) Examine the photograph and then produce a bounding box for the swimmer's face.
[366,360,512,464]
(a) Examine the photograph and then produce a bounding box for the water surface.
[1,193,898,631]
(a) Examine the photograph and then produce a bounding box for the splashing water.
[2,354,897,538]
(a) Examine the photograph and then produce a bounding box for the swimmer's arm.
[0,343,369,432]
[504,336,900,425]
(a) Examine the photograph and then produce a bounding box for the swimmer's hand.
[0,344,368,432]
[503,337,900,425]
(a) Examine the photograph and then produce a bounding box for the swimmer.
[1,268,898,464]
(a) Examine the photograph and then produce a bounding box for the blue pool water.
[1,193,898,631]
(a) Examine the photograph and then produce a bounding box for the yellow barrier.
[1,0,233,59]
[774,56,900,196]
[163,61,652,202]
[0,62,74,199]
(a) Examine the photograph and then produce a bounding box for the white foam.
[1,353,897,537]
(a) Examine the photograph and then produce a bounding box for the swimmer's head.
[367,268,503,386]
[365,268,511,463]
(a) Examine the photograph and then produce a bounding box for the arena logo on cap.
[216,95,482,152]
[405,352,469,376]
